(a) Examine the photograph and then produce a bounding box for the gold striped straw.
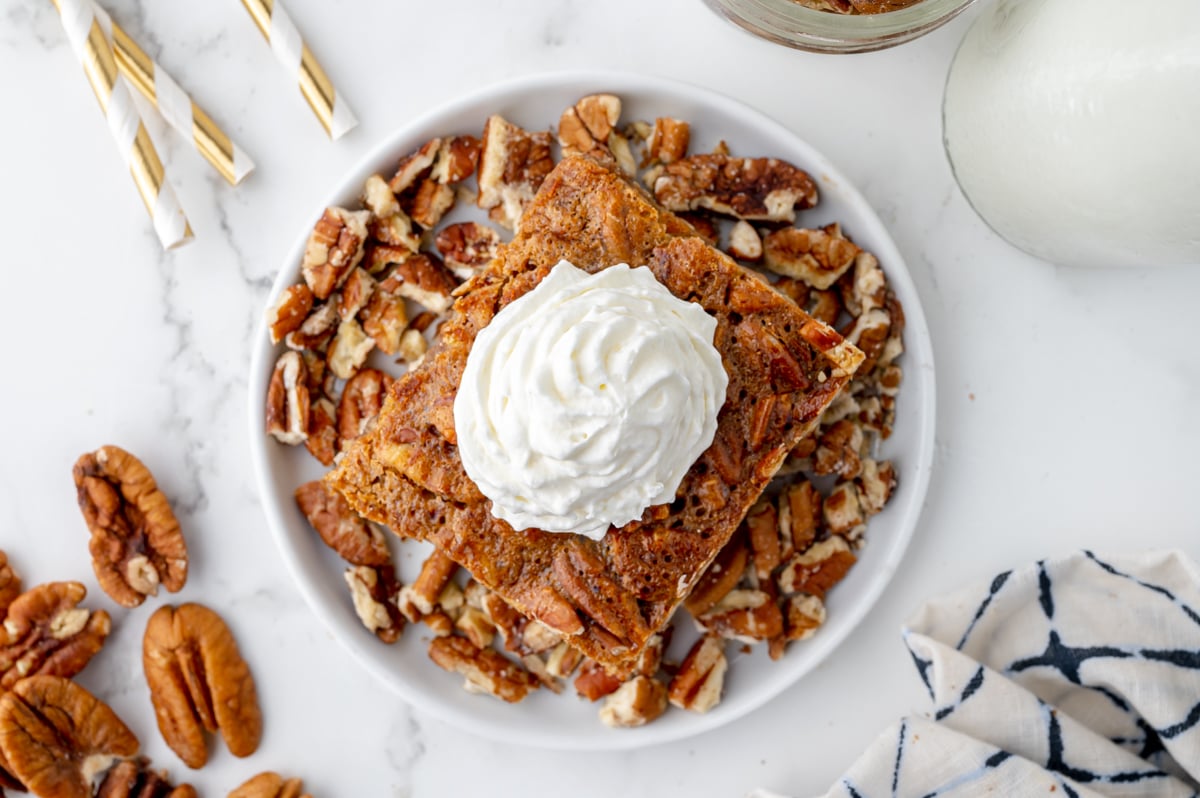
[239,0,357,140]
[104,13,255,186]
[50,0,192,249]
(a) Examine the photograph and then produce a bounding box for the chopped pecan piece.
[432,135,482,185]
[728,220,763,261]
[378,253,457,314]
[228,771,312,798]
[697,589,784,642]
[782,594,826,644]
[813,419,864,480]
[477,114,555,229]
[361,173,399,218]
[337,267,376,320]
[428,634,538,703]
[807,288,844,326]
[73,445,188,608]
[327,318,375,380]
[436,222,502,280]
[360,288,408,355]
[781,480,821,554]
[283,302,338,352]
[143,602,262,768]
[558,94,621,155]
[267,284,314,344]
[301,208,371,300]
[454,606,495,650]
[295,480,390,567]
[763,223,861,290]
[840,251,887,316]
[745,499,781,581]
[647,117,690,164]
[857,459,897,516]
[0,675,138,798]
[845,307,892,374]
[684,533,749,617]
[96,758,196,798]
[397,328,428,365]
[368,211,420,255]
[598,675,667,728]
[823,482,866,539]
[652,154,818,222]
[476,591,525,652]
[304,397,338,466]
[574,658,622,702]
[338,368,392,450]
[777,537,856,598]
[0,581,110,689]
[344,565,404,643]
[388,138,441,195]
[545,641,584,679]
[407,179,456,229]
[668,634,727,713]
[0,552,19,618]
[266,351,311,445]
[406,550,458,617]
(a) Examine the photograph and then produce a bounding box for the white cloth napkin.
[804,550,1200,798]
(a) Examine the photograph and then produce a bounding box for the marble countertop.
[2,0,1198,795]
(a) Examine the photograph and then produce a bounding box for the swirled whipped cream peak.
[453,260,728,540]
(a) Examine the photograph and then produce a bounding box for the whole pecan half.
[96,758,197,798]
[228,771,312,798]
[0,581,110,690]
[0,551,19,618]
[143,603,262,769]
[73,445,188,608]
[294,481,390,567]
[0,675,139,798]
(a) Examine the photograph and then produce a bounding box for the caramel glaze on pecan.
[0,581,110,690]
[143,603,262,769]
[0,675,139,798]
[73,446,188,608]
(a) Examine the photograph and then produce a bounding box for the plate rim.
[247,69,937,751]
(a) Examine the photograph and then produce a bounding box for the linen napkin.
[798,550,1200,797]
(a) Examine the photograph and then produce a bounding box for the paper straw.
[51,0,192,249]
[238,0,357,140]
[105,14,255,185]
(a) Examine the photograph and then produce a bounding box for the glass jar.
[943,0,1200,267]
[704,0,978,53]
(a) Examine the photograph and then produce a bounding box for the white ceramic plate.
[248,71,936,751]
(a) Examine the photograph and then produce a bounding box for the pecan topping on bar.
[0,676,138,798]
[652,154,818,222]
[73,445,188,608]
[0,581,110,690]
[143,602,262,768]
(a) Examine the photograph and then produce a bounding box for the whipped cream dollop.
[454,260,728,540]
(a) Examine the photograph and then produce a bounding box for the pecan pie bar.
[328,154,864,670]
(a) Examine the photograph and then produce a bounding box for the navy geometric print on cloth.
[800,550,1200,798]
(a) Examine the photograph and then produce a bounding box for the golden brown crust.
[328,155,862,670]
